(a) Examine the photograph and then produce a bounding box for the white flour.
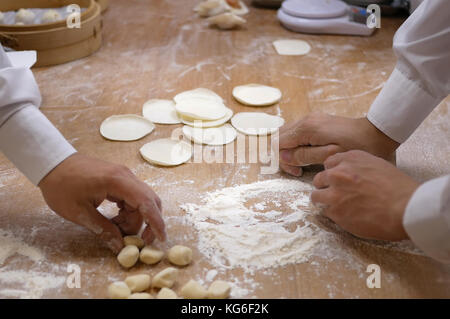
[0,229,44,265]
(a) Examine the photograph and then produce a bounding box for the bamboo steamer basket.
[0,0,103,67]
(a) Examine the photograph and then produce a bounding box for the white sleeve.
[403,175,450,264]
[0,46,76,185]
[367,0,450,143]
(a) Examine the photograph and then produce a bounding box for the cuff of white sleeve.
[0,105,77,186]
[403,176,450,264]
[367,67,440,144]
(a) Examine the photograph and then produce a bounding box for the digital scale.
[277,0,376,36]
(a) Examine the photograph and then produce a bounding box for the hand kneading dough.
[152,267,178,288]
[231,112,285,136]
[15,9,35,25]
[174,88,223,104]
[183,124,237,146]
[208,280,231,299]
[167,245,193,266]
[208,13,246,30]
[100,115,155,141]
[117,245,140,268]
[142,99,181,124]
[128,292,153,299]
[140,138,192,166]
[123,235,145,249]
[156,287,178,299]
[41,9,62,23]
[140,246,164,265]
[108,281,131,299]
[175,97,227,121]
[180,280,208,299]
[232,84,282,106]
[180,107,233,128]
[125,274,151,292]
[273,39,311,56]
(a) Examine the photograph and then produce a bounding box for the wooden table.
[0,0,449,298]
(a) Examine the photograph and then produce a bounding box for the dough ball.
[273,39,311,56]
[128,292,153,299]
[208,280,231,299]
[140,138,192,167]
[41,9,62,24]
[208,13,246,30]
[125,274,151,292]
[100,114,155,141]
[156,287,178,299]
[117,245,140,268]
[180,280,208,299]
[140,246,164,265]
[152,267,178,288]
[232,84,282,106]
[231,112,285,136]
[108,281,131,299]
[123,235,145,249]
[142,99,181,124]
[15,9,36,25]
[167,245,193,266]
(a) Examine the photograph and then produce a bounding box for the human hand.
[38,153,166,254]
[312,150,419,241]
[278,113,400,176]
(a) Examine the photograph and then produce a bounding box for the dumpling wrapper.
[143,99,181,124]
[182,124,237,145]
[140,138,192,166]
[232,84,282,106]
[179,107,233,128]
[100,114,155,141]
[273,39,311,56]
[175,96,227,121]
[231,112,285,136]
[173,88,223,104]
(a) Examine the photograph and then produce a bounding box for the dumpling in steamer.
[15,8,36,25]
[41,9,62,24]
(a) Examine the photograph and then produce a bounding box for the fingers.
[142,225,156,245]
[310,189,335,206]
[112,209,144,235]
[313,170,329,189]
[139,197,167,242]
[81,205,124,254]
[280,144,343,166]
[279,163,303,177]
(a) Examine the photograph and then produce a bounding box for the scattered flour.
[0,229,44,265]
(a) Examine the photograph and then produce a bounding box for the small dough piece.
[140,246,164,265]
[175,97,227,121]
[128,292,153,299]
[156,287,178,299]
[15,9,36,25]
[167,245,193,266]
[142,99,181,124]
[180,107,233,128]
[100,114,155,141]
[208,13,246,30]
[180,280,208,299]
[152,267,178,288]
[174,88,223,105]
[195,0,229,17]
[208,280,231,299]
[41,9,62,24]
[228,0,249,15]
[140,138,192,167]
[117,245,140,268]
[123,235,145,249]
[273,39,311,56]
[231,112,285,136]
[108,281,131,299]
[183,124,237,146]
[125,274,151,292]
[232,84,282,106]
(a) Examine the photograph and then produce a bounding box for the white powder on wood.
[0,229,44,265]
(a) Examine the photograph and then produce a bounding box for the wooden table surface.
[1,0,449,299]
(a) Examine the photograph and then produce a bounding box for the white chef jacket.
[367,0,450,263]
[0,46,76,186]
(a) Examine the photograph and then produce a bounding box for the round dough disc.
[100,115,155,141]
[231,112,285,136]
[273,39,311,56]
[140,138,192,166]
[183,124,237,146]
[175,96,227,121]
[180,107,233,128]
[143,99,181,124]
[232,84,282,106]
[174,88,223,104]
